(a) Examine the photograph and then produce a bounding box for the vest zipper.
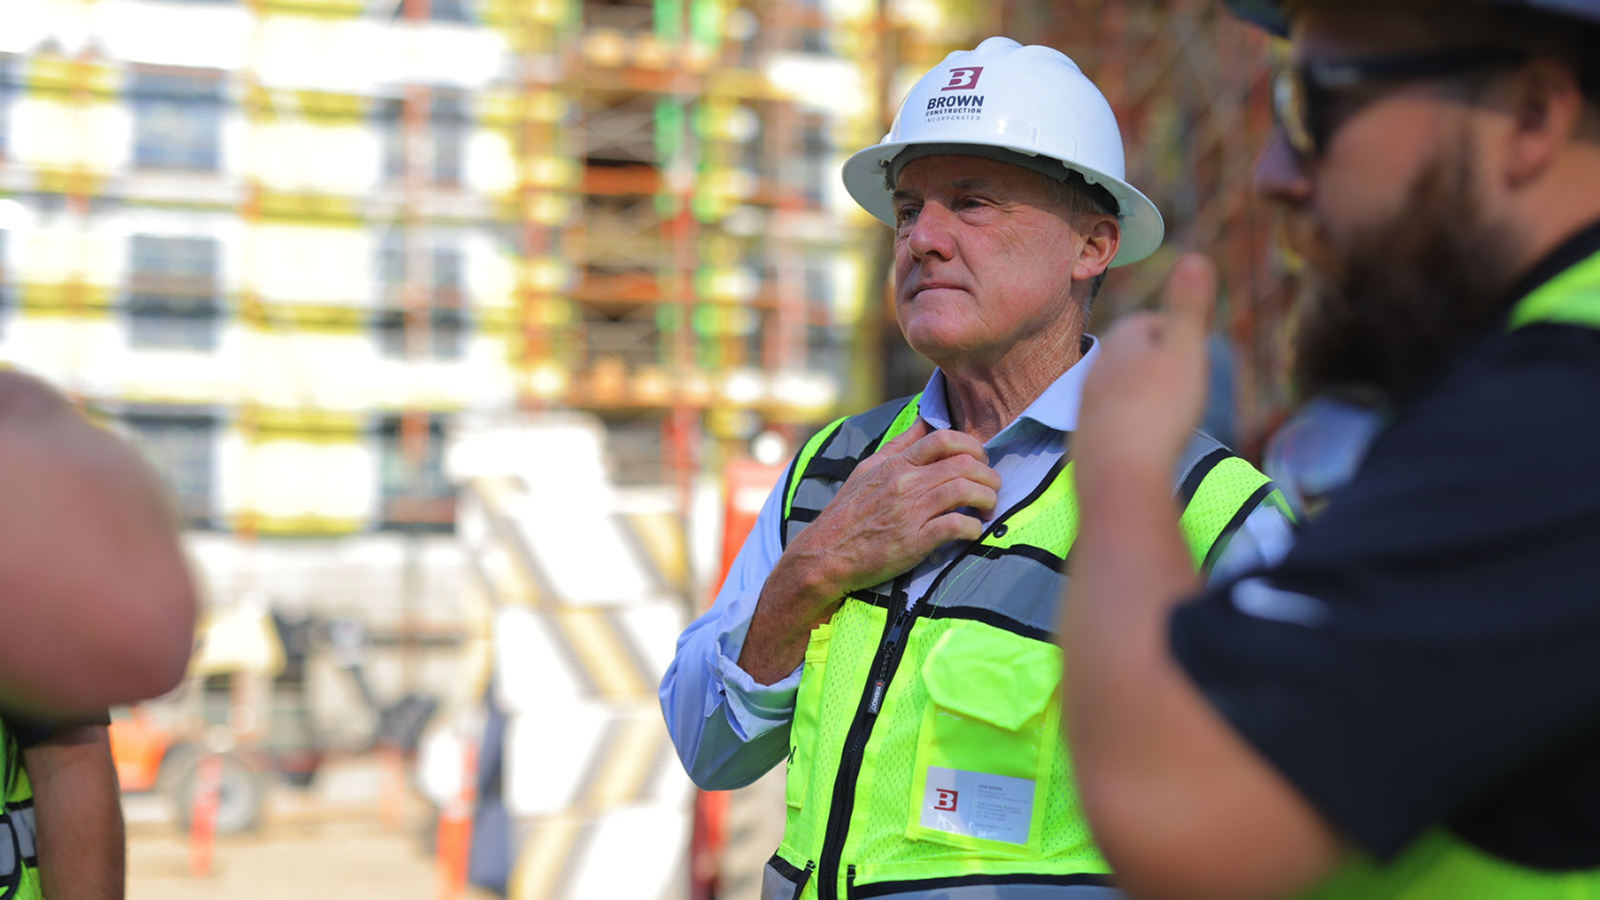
[815,577,918,900]
[867,598,916,715]
[807,473,1045,899]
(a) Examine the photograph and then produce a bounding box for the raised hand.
[1076,253,1218,477]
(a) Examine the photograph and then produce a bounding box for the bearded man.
[1060,1,1600,899]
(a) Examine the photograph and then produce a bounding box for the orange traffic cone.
[188,753,224,877]
[436,742,479,900]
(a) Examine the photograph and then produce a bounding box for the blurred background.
[0,0,1298,897]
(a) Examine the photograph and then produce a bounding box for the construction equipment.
[109,604,440,834]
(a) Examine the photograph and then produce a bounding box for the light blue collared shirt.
[658,337,1293,790]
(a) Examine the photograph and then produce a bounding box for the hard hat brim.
[842,139,1166,268]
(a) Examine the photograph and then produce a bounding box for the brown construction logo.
[941,67,983,90]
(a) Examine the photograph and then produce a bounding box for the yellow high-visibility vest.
[767,393,1284,900]
[0,722,42,900]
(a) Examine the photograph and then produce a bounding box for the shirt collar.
[917,335,1099,447]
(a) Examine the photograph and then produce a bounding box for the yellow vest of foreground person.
[0,723,41,900]
[765,394,1285,900]
[1298,247,1600,900]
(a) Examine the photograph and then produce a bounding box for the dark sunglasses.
[1273,47,1531,158]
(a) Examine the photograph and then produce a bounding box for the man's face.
[1256,6,1527,398]
[891,156,1097,372]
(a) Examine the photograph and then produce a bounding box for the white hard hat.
[842,36,1164,268]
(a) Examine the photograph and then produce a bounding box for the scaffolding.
[0,0,898,523]
[489,0,888,493]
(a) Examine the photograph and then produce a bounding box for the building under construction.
[0,0,950,738]
[0,0,1290,552]
[0,0,884,523]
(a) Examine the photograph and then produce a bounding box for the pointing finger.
[900,425,990,469]
[1163,253,1218,342]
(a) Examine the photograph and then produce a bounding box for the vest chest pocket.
[907,625,1061,855]
[785,622,833,811]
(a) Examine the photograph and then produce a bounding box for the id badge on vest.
[920,765,1036,844]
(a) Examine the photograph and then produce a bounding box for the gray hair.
[886,143,1119,216]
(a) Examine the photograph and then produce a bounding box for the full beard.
[1289,141,1525,402]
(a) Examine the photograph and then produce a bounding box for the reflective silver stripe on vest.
[1174,432,1230,496]
[762,861,803,900]
[0,807,35,878]
[784,408,1232,630]
[11,808,33,863]
[783,397,915,548]
[760,859,1127,900]
[926,552,1064,633]
[790,403,1226,542]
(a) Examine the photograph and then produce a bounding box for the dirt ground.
[126,755,500,900]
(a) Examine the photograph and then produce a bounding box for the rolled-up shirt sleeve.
[660,463,803,790]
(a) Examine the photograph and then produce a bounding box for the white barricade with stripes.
[449,414,697,900]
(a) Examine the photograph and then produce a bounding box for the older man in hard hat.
[1062,2,1600,900]
[661,37,1294,900]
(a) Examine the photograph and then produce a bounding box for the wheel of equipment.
[171,751,267,835]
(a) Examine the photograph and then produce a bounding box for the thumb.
[874,416,931,459]
[1163,253,1217,342]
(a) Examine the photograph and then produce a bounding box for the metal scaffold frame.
[496,0,884,489]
